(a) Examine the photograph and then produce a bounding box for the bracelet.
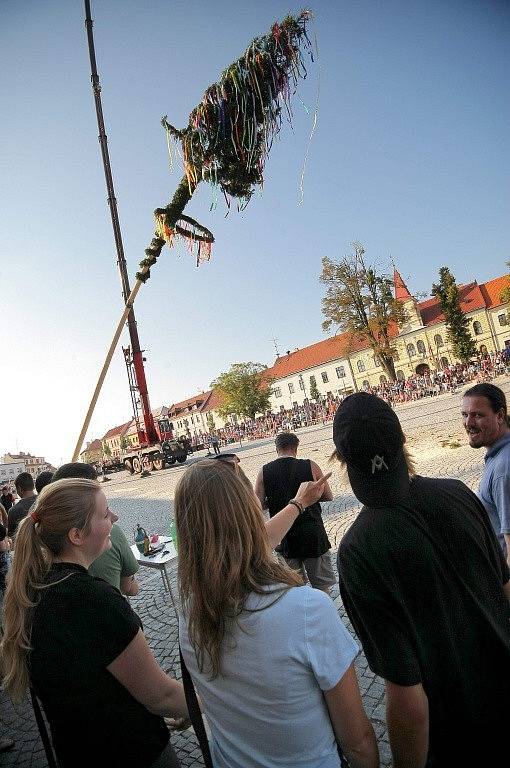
[288,499,304,515]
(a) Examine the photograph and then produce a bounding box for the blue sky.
[1,0,508,465]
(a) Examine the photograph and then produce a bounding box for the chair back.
[30,688,60,768]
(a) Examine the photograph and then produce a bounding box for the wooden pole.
[71,277,144,462]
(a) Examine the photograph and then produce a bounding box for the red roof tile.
[480,275,510,309]
[418,282,486,327]
[102,422,130,440]
[394,269,412,301]
[265,332,370,379]
[168,390,212,416]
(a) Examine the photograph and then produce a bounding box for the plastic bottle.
[135,524,149,555]
[168,518,178,553]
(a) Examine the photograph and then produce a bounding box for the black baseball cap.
[332,392,410,507]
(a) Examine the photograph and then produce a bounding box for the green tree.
[309,376,321,401]
[102,441,112,458]
[320,243,407,381]
[120,436,129,451]
[432,267,477,361]
[211,362,274,420]
[206,413,216,432]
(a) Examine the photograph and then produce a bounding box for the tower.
[393,268,422,332]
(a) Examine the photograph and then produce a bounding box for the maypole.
[73,6,314,460]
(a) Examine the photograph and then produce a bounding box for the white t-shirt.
[179,584,358,768]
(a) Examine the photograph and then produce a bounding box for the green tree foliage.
[211,363,274,421]
[432,267,477,362]
[102,441,112,458]
[206,413,216,432]
[309,376,321,401]
[320,243,407,381]
[120,436,129,451]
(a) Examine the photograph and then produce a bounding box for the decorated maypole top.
[138,10,314,279]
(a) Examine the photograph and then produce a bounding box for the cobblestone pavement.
[3,377,510,766]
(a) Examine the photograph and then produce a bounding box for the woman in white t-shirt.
[175,460,378,768]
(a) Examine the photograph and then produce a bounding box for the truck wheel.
[124,459,133,474]
[153,458,164,470]
[177,455,187,463]
[132,457,141,473]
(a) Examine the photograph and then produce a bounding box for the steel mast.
[83,0,157,445]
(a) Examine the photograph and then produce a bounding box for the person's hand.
[165,715,192,731]
[294,473,332,509]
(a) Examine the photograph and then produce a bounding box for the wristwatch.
[288,498,305,515]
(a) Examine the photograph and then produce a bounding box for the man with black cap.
[333,392,510,768]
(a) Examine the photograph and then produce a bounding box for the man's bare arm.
[310,460,334,501]
[504,534,510,568]
[254,470,268,509]
[385,681,429,768]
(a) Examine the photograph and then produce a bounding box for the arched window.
[434,334,444,348]
[473,321,483,335]
[396,370,405,381]
[440,356,449,368]
[362,380,370,390]
[379,375,387,384]
[407,343,416,357]
[373,355,381,367]
[357,360,366,372]
[480,344,488,356]
[416,339,426,355]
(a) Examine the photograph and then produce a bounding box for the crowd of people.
[187,351,510,450]
[1,382,510,767]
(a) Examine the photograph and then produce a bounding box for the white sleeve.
[305,588,358,691]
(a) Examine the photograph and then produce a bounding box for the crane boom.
[84,0,158,446]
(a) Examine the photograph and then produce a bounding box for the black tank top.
[262,457,330,559]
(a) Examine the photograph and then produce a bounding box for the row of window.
[273,366,347,398]
[273,318,509,396]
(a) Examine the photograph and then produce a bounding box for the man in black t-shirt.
[254,432,335,593]
[333,392,510,768]
[7,472,36,537]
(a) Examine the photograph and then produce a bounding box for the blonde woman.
[1,478,188,768]
[175,460,378,768]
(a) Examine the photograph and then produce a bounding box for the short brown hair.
[275,432,299,452]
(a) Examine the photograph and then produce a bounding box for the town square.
[1,1,509,766]
[2,377,510,765]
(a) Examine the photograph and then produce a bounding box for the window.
[407,343,416,357]
[336,366,346,378]
[288,382,295,394]
[417,340,426,355]
[373,355,381,367]
[273,387,282,398]
[321,371,329,383]
[434,334,444,348]
[309,375,317,386]
[396,370,405,381]
[498,313,508,327]
[473,321,483,335]
[362,380,370,390]
[357,360,366,373]
[299,377,305,390]
[379,375,387,384]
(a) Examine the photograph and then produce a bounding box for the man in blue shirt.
[462,382,510,563]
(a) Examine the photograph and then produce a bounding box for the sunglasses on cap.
[210,453,241,466]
